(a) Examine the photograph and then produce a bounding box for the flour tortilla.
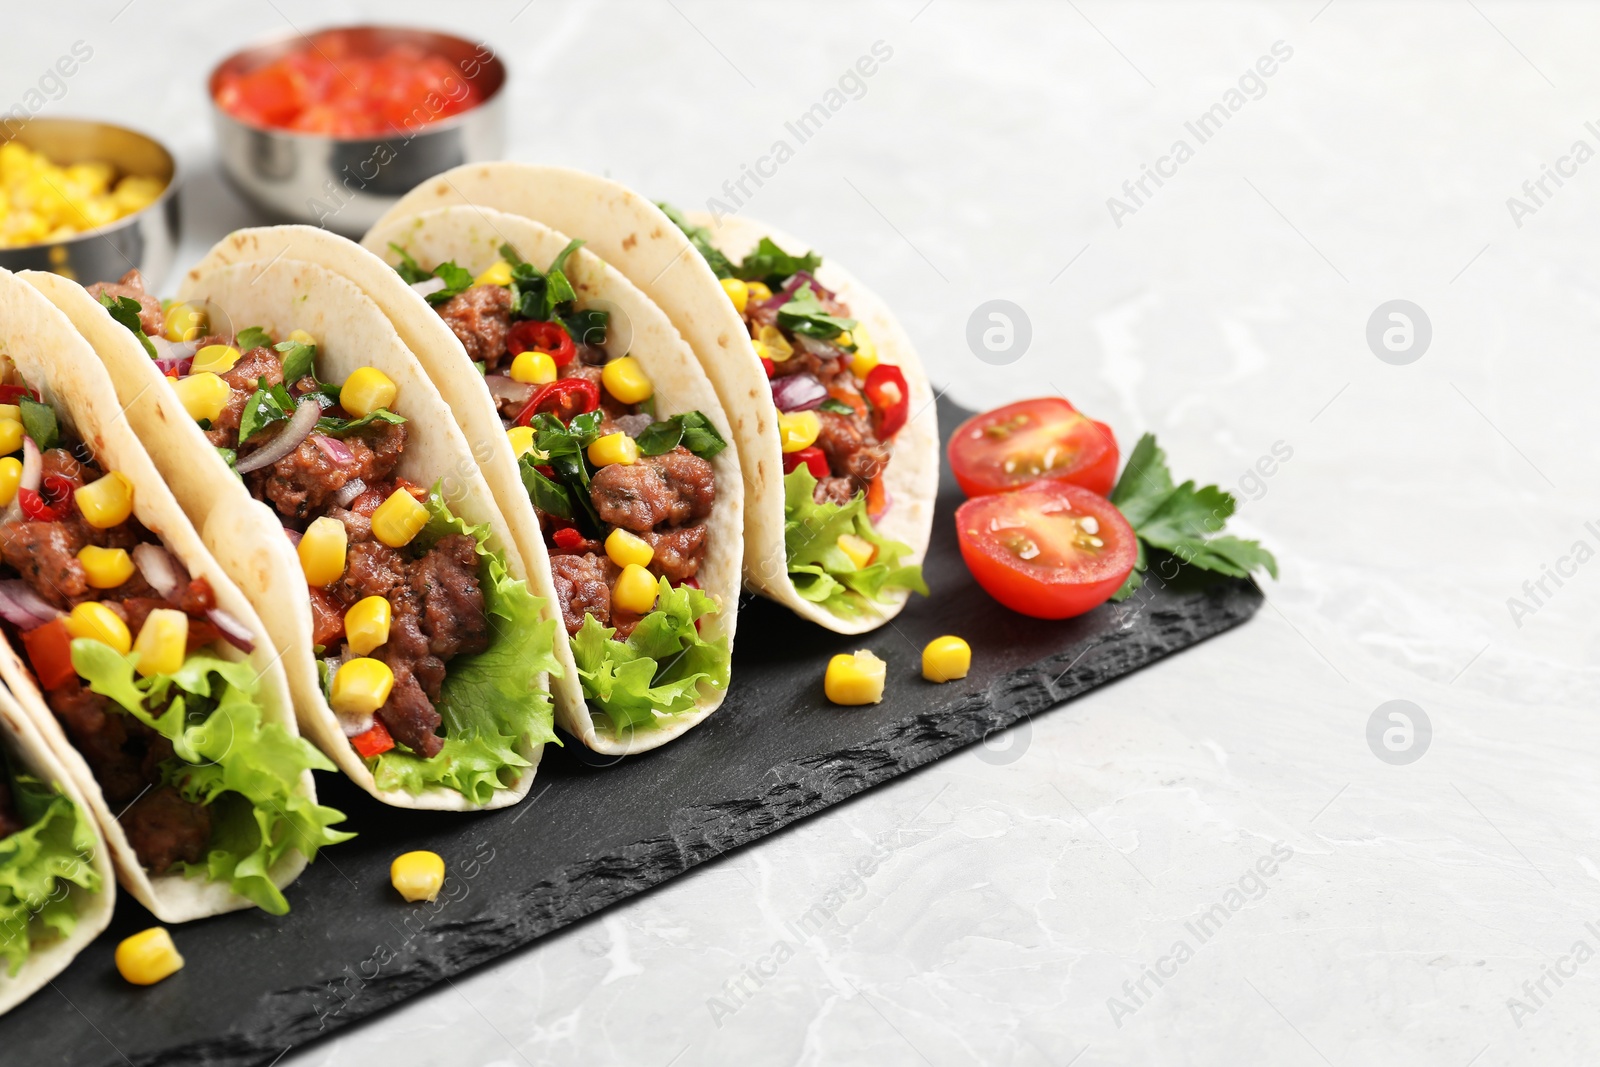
[177,214,744,754]
[0,268,310,921]
[27,260,549,809]
[0,681,114,1016]
[370,165,938,633]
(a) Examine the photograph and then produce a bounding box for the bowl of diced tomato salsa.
[208,25,506,235]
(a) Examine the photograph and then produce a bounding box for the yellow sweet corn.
[474,260,513,287]
[587,431,639,467]
[757,325,793,362]
[115,927,184,986]
[288,329,317,347]
[510,350,557,385]
[330,657,394,717]
[163,302,207,343]
[506,425,537,460]
[746,280,773,303]
[340,367,397,419]
[298,515,348,586]
[721,277,749,315]
[78,546,134,589]
[921,635,971,683]
[778,410,821,453]
[836,534,877,570]
[74,471,134,529]
[0,456,21,506]
[0,404,20,423]
[65,601,131,655]
[0,417,22,456]
[133,609,187,677]
[825,650,887,705]
[171,372,230,423]
[605,527,654,569]
[849,326,879,379]
[600,356,653,405]
[371,489,429,548]
[391,850,446,903]
[612,563,659,615]
[343,596,391,656]
[189,344,240,375]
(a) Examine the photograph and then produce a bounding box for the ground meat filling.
[590,447,715,533]
[84,268,162,336]
[549,552,612,635]
[436,284,513,369]
[248,419,405,519]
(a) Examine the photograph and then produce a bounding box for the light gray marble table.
[11,1,1597,1063]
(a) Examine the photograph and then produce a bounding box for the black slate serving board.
[3,397,1261,1066]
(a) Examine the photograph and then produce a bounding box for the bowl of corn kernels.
[0,118,177,288]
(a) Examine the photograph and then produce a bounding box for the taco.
[177,214,742,754]
[0,681,113,1016]
[27,257,559,809]
[0,267,345,922]
[370,165,937,633]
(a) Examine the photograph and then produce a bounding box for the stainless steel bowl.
[0,118,179,288]
[208,26,507,237]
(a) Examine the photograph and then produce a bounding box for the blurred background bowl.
[0,118,178,288]
[208,25,506,237]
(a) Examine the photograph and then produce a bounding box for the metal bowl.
[208,25,507,237]
[0,118,179,288]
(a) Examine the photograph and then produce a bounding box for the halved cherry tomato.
[782,446,829,480]
[21,618,75,690]
[507,320,577,367]
[513,378,600,426]
[350,718,395,758]
[863,365,909,438]
[955,482,1135,619]
[948,397,1117,498]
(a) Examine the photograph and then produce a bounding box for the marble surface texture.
[9,1,1597,1064]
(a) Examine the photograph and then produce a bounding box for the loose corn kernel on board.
[1,397,1261,1067]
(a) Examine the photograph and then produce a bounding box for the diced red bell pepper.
[21,618,75,690]
[550,526,599,554]
[350,718,394,758]
[507,320,577,367]
[863,365,909,439]
[782,446,829,480]
[761,357,775,378]
[0,385,38,404]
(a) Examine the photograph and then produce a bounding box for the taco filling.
[0,368,346,913]
[93,272,557,801]
[662,208,927,617]
[390,240,730,733]
[0,750,101,976]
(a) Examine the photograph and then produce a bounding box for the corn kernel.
[115,927,184,986]
[0,456,21,506]
[0,404,20,422]
[849,326,879,379]
[510,350,557,385]
[836,534,877,570]
[0,418,21,456]
[78,546,134,589]
[474,260,513,287]
[288,329,317,347]
[340,367,397,419]
[189,344,240,375]
[600,356,653,405]
[587,431,639,467]
[778,410,821,453]
[74,471,134,529]
[506,425,537,460]
[391,850,446,903]
[605,528,654,569]
[171,372,230,424]
[330,657,394,717]
[757,324,793,362]
[612,563,659,615]
[921,635,971,683]
[344,596,391,656]
[371,489,429,548]
[825,650,887,705]
[746,280,772,303]
[133,608,187,677]
[163,302,207,342]
[751,338,770,361]
[298,515,348,586]
[66,601,131,655]
[720,277,749,314]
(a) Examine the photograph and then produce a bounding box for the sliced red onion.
[485,375,535,405]
[206,607,256,653]
[0,580,61,629]
[754,271,837,312]
[770,372,828,412]
[411,277,447,298]
[283,527,302,547]
[151,336,197,377]
[132,543,183,599]
[311,433,354,466]
[331,477,367,509]
[235,399,321,475]
[793,333,847,360]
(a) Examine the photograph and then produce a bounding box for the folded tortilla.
[179,214,744,754]
[29,259,555,809]
[370,165,938,634]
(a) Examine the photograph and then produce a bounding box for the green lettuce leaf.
[733,237,823,288]
[97,292,156,358]
[783,466,927,617]
[0,768,102,977]
[69,643,350,915]
[570,578,728,734]
[370,486,561,805]
[777,284,856,340]
[658,202,737,278]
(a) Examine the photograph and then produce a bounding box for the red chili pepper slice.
[19,474,77,523]
[863,364,910,439]
[761,357,775,379]
[782,446,829,480]
[550,526,599,554]
[513,378,600,427]
[507,320,577,367]
[0,385,37,404]
[350,718,395,758]
[21,618,75,690]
